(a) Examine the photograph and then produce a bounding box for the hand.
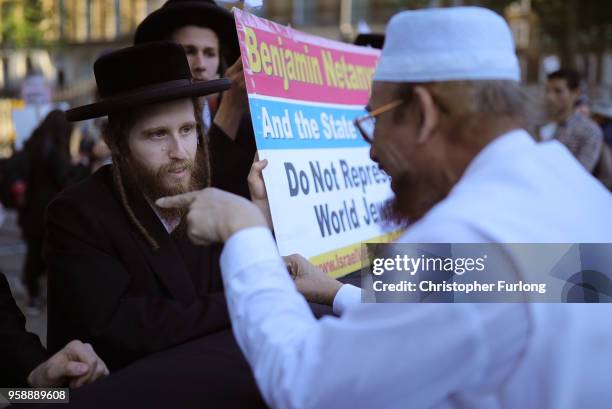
[27,340,109,389]
[213,58,249,140]
[156,187,268,244]
[283,254,343,306]
[248,153,272,229]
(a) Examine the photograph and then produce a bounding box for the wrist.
[222,209,267,242]
[324,280,343,305]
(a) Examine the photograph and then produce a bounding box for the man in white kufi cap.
[157,7,612,409]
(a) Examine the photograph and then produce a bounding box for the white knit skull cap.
[373,7,521,83]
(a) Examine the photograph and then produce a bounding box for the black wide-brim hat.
[353,33,385,50]
[134,0,239,64]
[65,42,231,122]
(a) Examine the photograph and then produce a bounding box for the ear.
[414,86,439,144]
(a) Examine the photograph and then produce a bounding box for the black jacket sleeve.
[0,274,48,386]
[208,114,257,198]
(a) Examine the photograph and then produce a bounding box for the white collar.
[461,128,535,180]
[147,199,179,234]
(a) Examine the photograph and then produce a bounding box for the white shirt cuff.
[332,284,362,316]
[221,226,279,280]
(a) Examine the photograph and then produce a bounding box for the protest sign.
[234,9,400,277]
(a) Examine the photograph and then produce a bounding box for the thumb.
[156,191,198,209]
[282,256,297,277]
[252,159,268,172]
[249,160,268,180]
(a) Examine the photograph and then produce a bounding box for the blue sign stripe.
[248,97,370,150]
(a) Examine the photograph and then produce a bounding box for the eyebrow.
[144,122,196,134]
[182,44,218,52]
[142,126,168,136]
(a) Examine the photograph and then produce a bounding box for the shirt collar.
[461,128,535,180]
[147,198,179,233]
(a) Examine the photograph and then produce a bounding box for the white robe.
[219,129,612,409]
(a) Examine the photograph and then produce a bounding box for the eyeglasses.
[353,99,403,143]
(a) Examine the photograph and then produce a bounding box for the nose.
[166,135,189,160]
[193,52,206,71]
[369,145,379,164]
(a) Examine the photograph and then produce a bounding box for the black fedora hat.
[134,0,239,64]
[353,33,385,50]
[65,42,231,122]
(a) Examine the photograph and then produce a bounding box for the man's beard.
[120,148,207,230]
[382,166,455,228]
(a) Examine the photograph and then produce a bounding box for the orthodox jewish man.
[44,42,265,406]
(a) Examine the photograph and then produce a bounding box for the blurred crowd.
[0,112,111,314]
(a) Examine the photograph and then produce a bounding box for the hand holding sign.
[248,153,273,229]
[156,188,268,244]
[283,254,342,306]
[213,58,249,140]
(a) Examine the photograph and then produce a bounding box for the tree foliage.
[1,0,46,48]
[392,0,612,78]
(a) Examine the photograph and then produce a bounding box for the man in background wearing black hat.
[43,42,265,407]
[135,0,255,198]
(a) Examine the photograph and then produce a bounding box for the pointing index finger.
[156,191,199,209]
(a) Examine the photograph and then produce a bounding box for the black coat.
[26,331,267,409]
[208,114,257,198]
[0,273,48,386]
[21,138,81,240]
[44,126,256,371]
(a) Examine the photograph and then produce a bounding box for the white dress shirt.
[220,129,612,409]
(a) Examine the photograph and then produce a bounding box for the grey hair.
[394,80,540,132]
